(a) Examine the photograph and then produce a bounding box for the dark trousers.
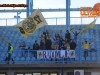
[5,54,14,62]
[33,51,37,59]
[84,50,88,60]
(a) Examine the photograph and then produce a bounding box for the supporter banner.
[37,50,75,58]
[14,9,47,37]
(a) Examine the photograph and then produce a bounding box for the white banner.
[37,50,75,58]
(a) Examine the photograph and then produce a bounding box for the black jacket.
[70,42,76,50]
[65,33,71,40]
[45,39,52,50]
[43,31,49,40]
[33,43,39,50]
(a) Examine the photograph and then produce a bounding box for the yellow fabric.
[80,19,96,34]
[8,46,14,54]
[10,46,14,50]
[84,43,89,49]
[14,9,48,37]
[1,37,10,43]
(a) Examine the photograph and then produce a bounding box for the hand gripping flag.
[80,19,96,35]
[14,9,48,37]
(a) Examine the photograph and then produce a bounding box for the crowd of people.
[20,30,77,51]
[19,30,78,59]
[5,29,91,64]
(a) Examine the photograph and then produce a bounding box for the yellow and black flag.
[80,19,96,35]
[14,9,48,37]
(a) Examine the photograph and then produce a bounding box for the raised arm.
[72,31,75,34]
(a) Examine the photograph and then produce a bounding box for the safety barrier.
[0,50,98,64]
[0,17,100,26]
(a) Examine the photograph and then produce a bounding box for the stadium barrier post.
[56,18,57,25]
[28,50,29,63]
[6,19,7,26]
[79,49,82,63]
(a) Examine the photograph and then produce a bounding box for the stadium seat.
[75,57,79,61]
[31,57,36,61]
[86,57,90,61]
[21,57,25,61]
[92,57,96,61]
[0,57,3,61]
[26,57,30,61]
[0,25,100,63]
[81,57,85,61]
[15,57,20,61]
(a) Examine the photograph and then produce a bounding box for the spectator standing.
[19,41,26,57]
[5,43,14,64]
[56,37,61,50]
[43,30,49,40]
[33,40,40,59]
[19,41,26,50]
[70,40,76,61]
[55,33,60,40]
[40,38,46,50]
[59,30,63,39]
[72,31,80,43]
[70,40,76,50]
[60,40,66,50]
[65,30,71,43]
[82,41,90,60]
[51,41,59,50]
[45,36,52,50]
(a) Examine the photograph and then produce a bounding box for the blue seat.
[0,57,3,61]
[15,57,20,61]
[31,57,36,61]
[81,57,85,61]
[26,57,30,61]
[75,57,79,61]
[92,57,96,61]
[86,57,90,61]
[21,57,25,61]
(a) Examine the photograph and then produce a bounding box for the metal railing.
[0,17,100,26]
[0,50,98,64]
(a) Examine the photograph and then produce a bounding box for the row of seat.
[0,25,100,63]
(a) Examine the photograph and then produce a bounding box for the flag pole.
[92,17,97,43]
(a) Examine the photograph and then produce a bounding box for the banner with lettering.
[37,50,75,58]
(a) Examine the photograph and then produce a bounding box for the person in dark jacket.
[40,38,45,50]
[19,41,26,50]
[72,31,80,43]
[33,40,39,59]
[45,37,52,50]
[65,30,71,43]
[70,39,76,50]
[33,40,39,50]
[70,40,76,61]
[55,33,60,40]
[60,40,66,50]
[43,30,49,40]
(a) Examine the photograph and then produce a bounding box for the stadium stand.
[0,25,99,63]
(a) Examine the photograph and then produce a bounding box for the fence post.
[6,19,7,26]
[28,50,29,63]
[56,18,57,25]
[79,49,82,63]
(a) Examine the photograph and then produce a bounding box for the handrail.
[0,17,100,26]
[0,50,98,64]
